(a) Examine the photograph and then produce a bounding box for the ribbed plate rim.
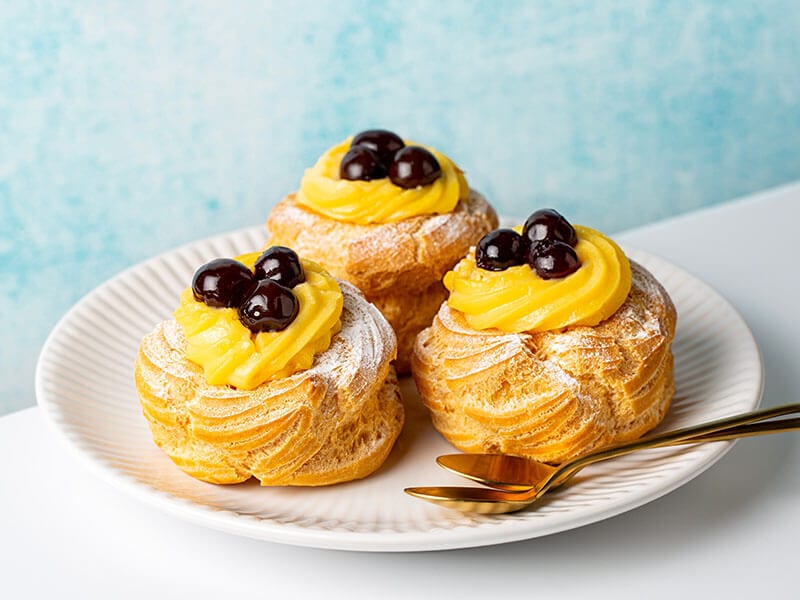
[35,224,764,552]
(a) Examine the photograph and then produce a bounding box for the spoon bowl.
[403,486,538,515]
[437,454,557,492]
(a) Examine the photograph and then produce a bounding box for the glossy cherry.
[351,129,405,165]
[254,246,305,288]
[522,209,578,247]
[389,146,442,189]
[476,229,525,271]
[526,239,581,279]
[238,279,299,332]
[192,258,255,308]
[340,145,387,181]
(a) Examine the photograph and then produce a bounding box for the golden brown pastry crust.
[265,190,498,373]
[367,281,448,376]
[411,261,677,463]
[135,282,404,486]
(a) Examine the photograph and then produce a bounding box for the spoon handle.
[672,417,800,443]
[546,403,800,490]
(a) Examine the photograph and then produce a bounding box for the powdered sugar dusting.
[309,280,396,399]
[416,191,489,246]
[413,256,677,462]
[539,261,671,356]
[145,280,395,404]
[266,189,496,287]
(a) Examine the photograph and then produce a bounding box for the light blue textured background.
[2,1,800,414]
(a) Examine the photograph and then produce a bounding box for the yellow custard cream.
[295,137,469,224]
[174,255,343,390]
[444,225,632,333]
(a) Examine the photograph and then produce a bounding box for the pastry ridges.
[265,189,498,373]
[412,261,676,463]
[265,189,498,296]
[135,281,404,486]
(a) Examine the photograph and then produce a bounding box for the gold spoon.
[407,418,800,514]
[405,404,800,514]
[437,403,800,492]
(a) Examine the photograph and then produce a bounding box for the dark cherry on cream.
[342,130,442,188]
[340,145,388,182]
[474,209,583,279]
[475,229,526,271]
[522,208,578,247]
[238,279,299,333]
[526,238,581,280]
[192,258,255,308]
[351,129,405,165]
[192,247,308,333]
[389,146,442,189]
[254,246,306,288]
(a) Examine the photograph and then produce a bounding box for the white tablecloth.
[2,183,798,599]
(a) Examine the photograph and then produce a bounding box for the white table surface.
[2,183,799,599]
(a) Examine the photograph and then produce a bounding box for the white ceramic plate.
[36,226,763,552]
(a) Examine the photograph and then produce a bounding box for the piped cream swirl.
[444,225,632,333]
[174,255,343,390]
[295,137,469,224]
